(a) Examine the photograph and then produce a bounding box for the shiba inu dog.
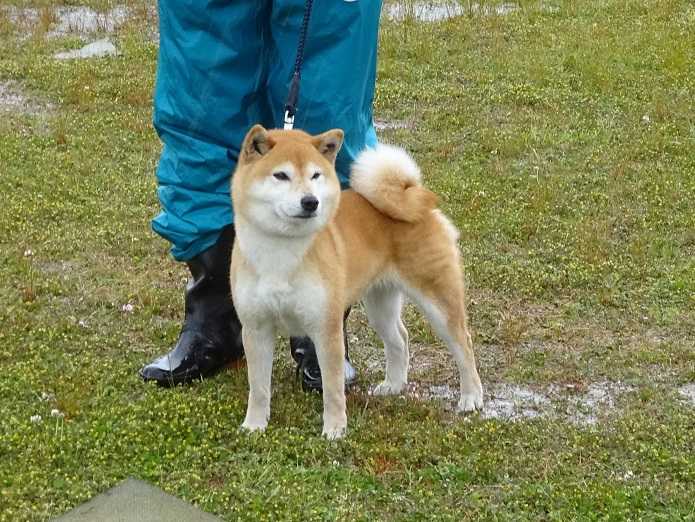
[230,125,483,439]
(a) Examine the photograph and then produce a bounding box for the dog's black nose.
[301,195,319,213]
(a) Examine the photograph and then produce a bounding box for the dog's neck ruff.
[235,216,316,277]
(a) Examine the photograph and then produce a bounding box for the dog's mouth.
[292,211,317,219]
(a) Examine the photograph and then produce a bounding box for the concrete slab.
[53,478,222,522]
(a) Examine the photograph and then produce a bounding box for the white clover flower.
[121,303,134,313]
[50,409,64,418]
[30,415,42,423]
[24,249,34,257]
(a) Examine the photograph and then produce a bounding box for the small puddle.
[483,383,550,421]
[399,380,635,426]
[374,119,411,131]
[3,5,130,38]
[384,2,519,22]
[554,381,635,426]
[49,6,129,37]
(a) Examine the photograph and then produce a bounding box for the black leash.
[283,0,314,130]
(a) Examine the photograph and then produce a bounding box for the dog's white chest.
[234,268,326,337]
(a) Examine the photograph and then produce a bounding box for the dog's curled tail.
[350,145,438,223]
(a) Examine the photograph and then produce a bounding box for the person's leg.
[266,0,382,185]
[291,308,355,392]
[141,0,273,385]
[270,1,383,390]
[152,0,273,257]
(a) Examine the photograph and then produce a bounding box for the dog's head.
[232,125,344,237]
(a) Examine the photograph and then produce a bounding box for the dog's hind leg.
[405,284,483,413]
[364,285,409,396]
[447,318,484,413]
[241,323,275,433]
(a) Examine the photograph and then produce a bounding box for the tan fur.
[231,126,483,439]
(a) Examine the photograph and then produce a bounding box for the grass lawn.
[1,0,694,520]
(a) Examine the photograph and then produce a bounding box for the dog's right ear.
[241,124,275,162]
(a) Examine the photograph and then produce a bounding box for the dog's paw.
[241,420,267,433]
[322,424,346,440]
[372,380,406,396]
[457,389,484,414]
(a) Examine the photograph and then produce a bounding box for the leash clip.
[283,110,295,130]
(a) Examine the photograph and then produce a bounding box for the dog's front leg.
[312,316,347,440]
[241,323,275,433]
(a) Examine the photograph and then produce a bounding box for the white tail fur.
[350,145,437,223]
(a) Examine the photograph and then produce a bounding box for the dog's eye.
[273,172,290,181]
[312,172,321,180]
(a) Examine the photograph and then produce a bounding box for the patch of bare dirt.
[0,81,54,116]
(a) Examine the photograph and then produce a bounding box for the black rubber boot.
[290,308,357,393]
[140,225,244,386]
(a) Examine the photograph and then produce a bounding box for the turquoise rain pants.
[152,0,383,261]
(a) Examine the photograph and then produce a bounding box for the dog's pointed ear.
[241,124,275,162]
[312,129,344,163]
